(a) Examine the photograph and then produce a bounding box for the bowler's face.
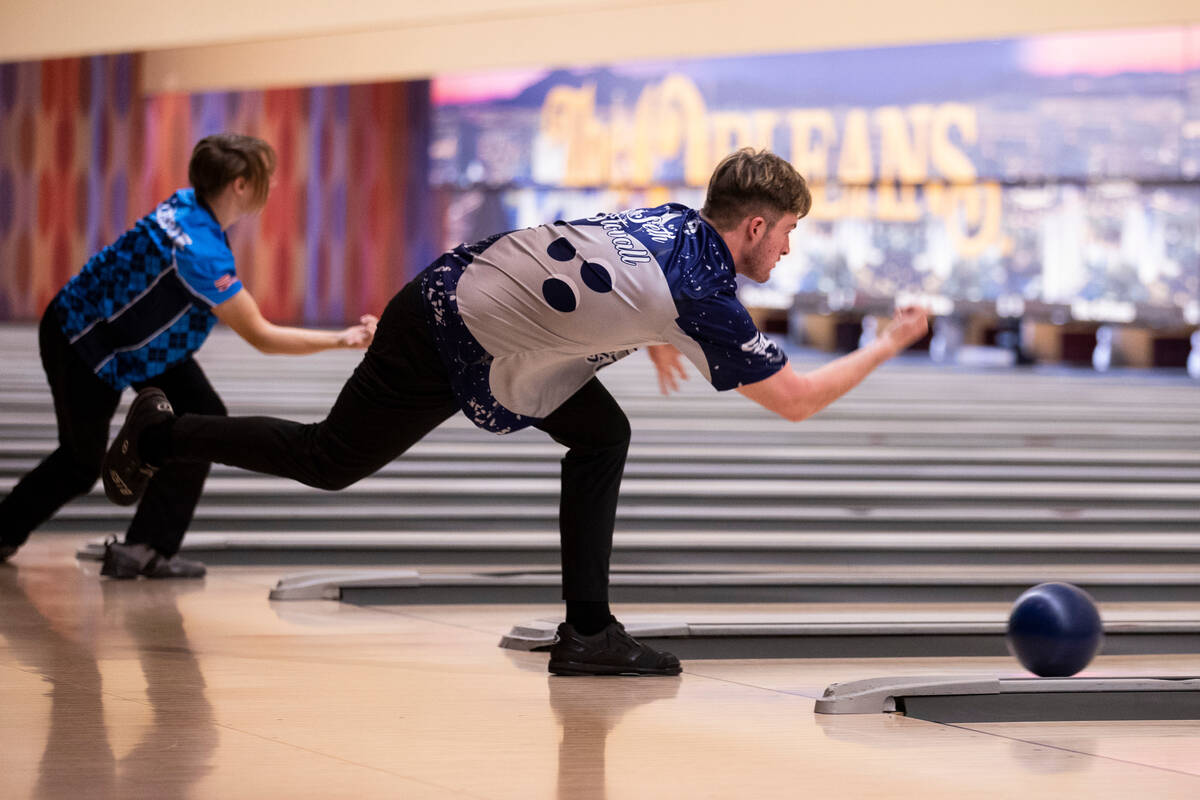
[742,215,797,283]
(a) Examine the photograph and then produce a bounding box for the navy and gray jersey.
[421,203,787,434]
[52,189,243,390]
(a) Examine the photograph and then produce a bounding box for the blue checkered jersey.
[52,189,243,390]
[421,203,787,434]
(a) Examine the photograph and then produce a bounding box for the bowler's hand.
[880,306,929,356]
[339,314,379,349]
[647,344,688,395]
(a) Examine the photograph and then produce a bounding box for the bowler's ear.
[747,215,769,242]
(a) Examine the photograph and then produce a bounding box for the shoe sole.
[105,465,137,503]
[102,389,169,506]
[548,660,682,677]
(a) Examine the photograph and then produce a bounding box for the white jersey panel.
[455,221,679,417]
[420,203,786,434]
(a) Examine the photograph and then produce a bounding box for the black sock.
[566,601,614,635]
[138,418,175,467]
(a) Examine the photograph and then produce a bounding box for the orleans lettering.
[538,74,1007,259]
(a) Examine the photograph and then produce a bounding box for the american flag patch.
[214,274,235,292]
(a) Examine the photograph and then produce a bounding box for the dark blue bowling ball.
[1006,582,1104,677]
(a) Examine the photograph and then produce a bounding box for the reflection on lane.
[548,675,681,800]
[0,568,217,799]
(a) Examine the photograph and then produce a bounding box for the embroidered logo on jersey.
[599,217,652,267]
[740,331,784,362]
[620,208,680,244]
[214,273,235,292]
[154,201,194,248]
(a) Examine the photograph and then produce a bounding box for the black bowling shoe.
[101,539,206,579]
[549,620,682,676]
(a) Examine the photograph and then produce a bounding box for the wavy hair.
[701,148,811,230]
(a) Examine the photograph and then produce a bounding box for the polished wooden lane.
[3,535,1200,799]
[4,325,1200,796]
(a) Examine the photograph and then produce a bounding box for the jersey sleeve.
[173,230,242,307]
[668,290,787,390]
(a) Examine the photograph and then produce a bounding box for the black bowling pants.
[0,308,225,556]
[171,280,630,601]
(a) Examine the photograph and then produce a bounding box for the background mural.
[0,56,434,324]
[431,26,1200,326]
[1,27,1197,330]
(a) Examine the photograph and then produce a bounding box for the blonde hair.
[701,148,811,230]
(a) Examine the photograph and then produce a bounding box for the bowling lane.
[6,534,1200,798]
[961,713,1200,776]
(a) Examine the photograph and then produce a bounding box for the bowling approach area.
[3,325,1200,797]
